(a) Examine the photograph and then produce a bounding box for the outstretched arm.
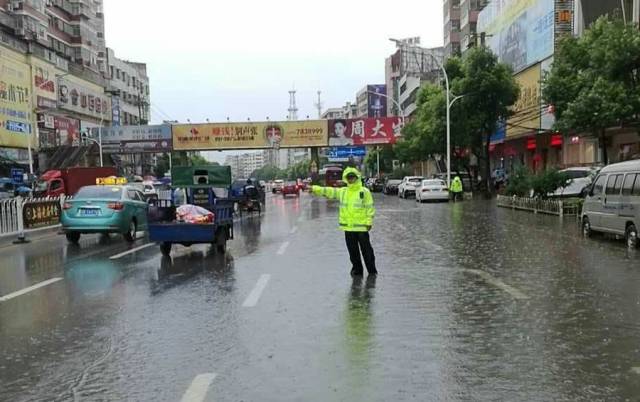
[311,185,340,200]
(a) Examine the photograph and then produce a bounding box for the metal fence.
[496,195,580,217]
[0,196,69,238]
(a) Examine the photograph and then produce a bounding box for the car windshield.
[74,186,123,200]
[409,178,423,183]
[563,170,591,179]
[423,180,445,186]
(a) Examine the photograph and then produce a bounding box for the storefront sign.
[101,139,172,153]
[0,51,34,149]
[327,146,367,158]
[173,120,328,150]
[551,134,563,147]
[58,77,111,121]
[36,95,57,110]
[328,117,403,146]
[23,200,61,229]
[508,63,542,138]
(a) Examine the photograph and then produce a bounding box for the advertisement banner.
[328,117,403,146]
[32,59,57,104]
[0,52,34,149]
[367,85,387,118]
[58,76,111,121]
[173,120,328,150]
[507,63,542,138]
[55,116,80,146]
[478,0,554,72]
[23,200,61,229]
[91,124,171,143]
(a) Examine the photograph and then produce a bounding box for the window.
[127,190,139,201]
[50,180,63,191]
[622,174,637,196]
[592,175,606,196]
[606,174,622,195]
[633,175,640,196]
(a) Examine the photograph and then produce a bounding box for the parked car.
[367,178,384,193]
[383,179,402,195]
[416,179,449,203]
[282,181,300,197]
[552,167,600,198]
[272,179,284,194]
[61,184,149,244]
[582,160,640,248]
[398,176,424,198]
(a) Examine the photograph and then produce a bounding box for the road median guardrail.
[0,195,70,243]
[496,195,581,218]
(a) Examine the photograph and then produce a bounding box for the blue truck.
[148,165,235,256]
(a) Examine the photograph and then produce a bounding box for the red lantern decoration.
[551,134,563,147]
[526,138,537,150]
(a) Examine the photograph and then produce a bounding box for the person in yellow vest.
[450,175,464,202]
[311,167,377,276]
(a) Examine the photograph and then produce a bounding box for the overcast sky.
[103,0,443,162]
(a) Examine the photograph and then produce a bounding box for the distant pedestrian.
[311,167,377,276]
[450,175,463,202]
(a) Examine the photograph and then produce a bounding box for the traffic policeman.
[311,167,377,276]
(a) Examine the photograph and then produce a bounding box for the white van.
[582,160,640,248]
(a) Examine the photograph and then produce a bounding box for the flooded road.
[1,193,639,401]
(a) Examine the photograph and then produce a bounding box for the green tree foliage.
[396,47,519,194]
[506,166,570,198]
[543,16,640,164]
[364,146,397,176]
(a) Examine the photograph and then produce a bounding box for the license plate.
[80,208,101,216]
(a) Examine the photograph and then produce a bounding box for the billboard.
[328,117,403,146]
[507,63,542,138]
[367,85,387,118]
[31,58,57,107]
[58,76,111,121]
[90,124,172,153]
[173,120,328,150]
[0,51,34,149]
[478,0,554,72]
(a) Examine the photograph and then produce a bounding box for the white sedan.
[416,179,449,203]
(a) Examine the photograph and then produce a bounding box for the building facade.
[385,44,444,118]
[460,0,489,54]
[226,152,265,179]
[106,48,150,126]
[443,0,461,59]
[0,0,150,174]
[321,107,344,120]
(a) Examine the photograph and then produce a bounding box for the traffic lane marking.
[464,269,530,300]
[242,274,271,307]
[0,277,63,303]
[109,243,155,260]
[180,373,217,402]
[289,226,298,234]
[277,241,290,255]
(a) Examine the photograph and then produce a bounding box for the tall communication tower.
[288,88,298,121]
[314,90,323,119]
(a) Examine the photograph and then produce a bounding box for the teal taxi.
[61,178,149,243]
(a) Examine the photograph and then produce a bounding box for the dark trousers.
[344,231,377,275]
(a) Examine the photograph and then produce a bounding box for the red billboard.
[328,117,403,146]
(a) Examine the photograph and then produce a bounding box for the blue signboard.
[327,147,366,158]
[11,168,24,184]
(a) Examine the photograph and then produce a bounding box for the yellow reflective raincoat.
[450,176,463,193]
[311,167,375,232]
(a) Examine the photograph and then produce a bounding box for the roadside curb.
[0,225,62,249]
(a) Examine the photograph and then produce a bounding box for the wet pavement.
[1,193,640,401]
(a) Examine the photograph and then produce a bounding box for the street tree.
[543,16,640,164]
[397,48,518,193]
